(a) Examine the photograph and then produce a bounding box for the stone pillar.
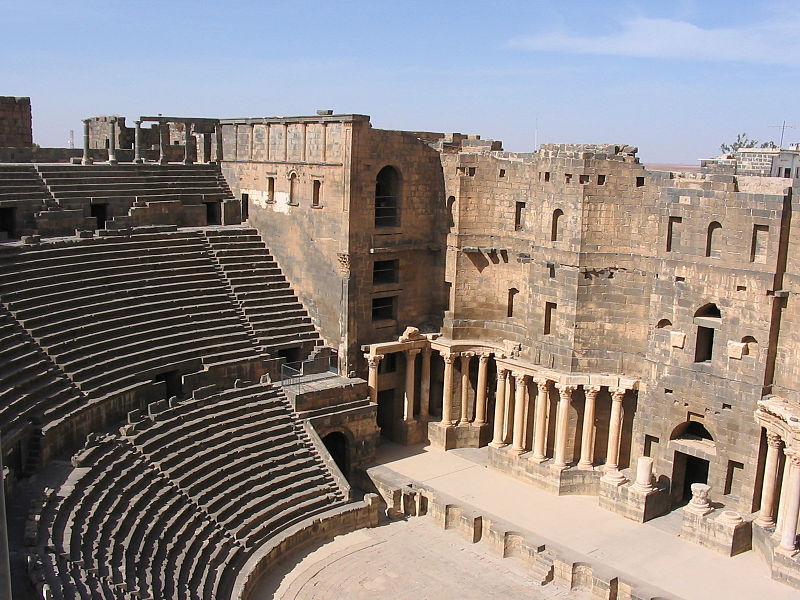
[553,384,575,469]
[510,373,529,453]
[489,368,508,447]
[531,378,551,462]
[685,483,713,516]
[419,347,431,420]
[159,120,168,165]
[81,119,93,165]
[133,119,144,164]
[473,353,490,426]
[756,432,784,528]
[577,385,601,469]
[365,354,383,406]
[184,122,194,165]
[214,124,224,163]
[440,352,458,427]
[776,451,793,536]
[778,450,800,553]
[602,388,628,484]
[632,456,655,492]
[108,117,118,165]
[403,349,420,422]
[458,353,474,425]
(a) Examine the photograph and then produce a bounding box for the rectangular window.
[636,176,645,187]
[666,216,682,252]
[544,302,557,335]
[724,460,744,495]
[240,193,249,220]
[644,434,659,457]
[514,201,526,231]
[544,171,551,182]
[579,174,590,184]
[90,203,108,229]
[597,174,606,185]
[312,180,322,207]
[564,173,573,183]
[750,224,769,263]
[372,259,399,285]
[445,281,452,310]
[695,326,715,362]
[267,177,275,203]
[507,288,518,318]
[499,169,506,177]
[468,167,476,176]
[372,296,397,322]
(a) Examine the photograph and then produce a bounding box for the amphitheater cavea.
[1,97,800,600]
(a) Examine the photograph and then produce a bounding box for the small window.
[90,203,108,229]
[656,318,672,330]
[507,288,518,318]
[666,216,682,252]
[241,193,249,220]
[312,180,322,207]
[565,173,572,183]
[375,166,401,227]
[499,169,506,177]
[636,176,645,187]
[288,173,298,205]
[724,460,744,495]
[267,177,275,203]
[445,281,452,310]
[705,221,722,258]
[372,296,397,322]
[544,302,557,335]
[544,171,551,182]
[750,224,769,263]
[597,175,606,185]
[468,167,476,176]
[551,209,564,242]
[514,202,526,231]
[373,259,399,285]
[579,174,590,184]
[695,326,715,362]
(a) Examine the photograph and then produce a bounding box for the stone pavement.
[250,517,587,599]
[370,443,797,600]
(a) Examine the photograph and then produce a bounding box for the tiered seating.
[36,383,347,600]
[0,164,52,204]
[204,228,321,355]
[37,164,233,208]
[0,305,84,439]
[0,230,263,400]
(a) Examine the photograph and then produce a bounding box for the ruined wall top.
[0,96,33,147]
[536,143,639,162]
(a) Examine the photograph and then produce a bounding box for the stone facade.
[0,97,32,147]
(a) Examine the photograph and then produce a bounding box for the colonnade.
[755,429,800,554]
[365,346,631,478]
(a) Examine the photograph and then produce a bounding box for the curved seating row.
[35,383,347,600]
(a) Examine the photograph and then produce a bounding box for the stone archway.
[669,421,715,505]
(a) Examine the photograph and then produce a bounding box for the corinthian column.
[489,368,508,447]
[404,348,420,422]
[553,384,575,469]
[458,352,474,425]
[756,432,783,528]
[577,386,601,469]
[778,450,800,553]
[440,352,458,427]
[473,353,490,426]
[365,353,383,405]
[419,347,432,420]
[531,378,550,462]
[133,119,143,164]
[82,119,93,165]
[108,117,118,165]
[602,388,628,484]
[510,373,529,453]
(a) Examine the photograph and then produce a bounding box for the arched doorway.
[322,431,349,479]
[670,421,714,505]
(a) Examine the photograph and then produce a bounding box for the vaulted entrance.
[669,420,714,506]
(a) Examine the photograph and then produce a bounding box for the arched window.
[288,172,298,205]
[551,209,564,242]
[375,166,401,227]
[694,303,721,362]
[706,221,722,258]
[695,303,721,319]
[670,420,714,441]
[656,319,673,330]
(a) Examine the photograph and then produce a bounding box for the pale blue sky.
[2,0,798,163]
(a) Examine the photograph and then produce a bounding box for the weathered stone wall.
[0,97,32,147]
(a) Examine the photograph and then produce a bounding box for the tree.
[720,133,777,153]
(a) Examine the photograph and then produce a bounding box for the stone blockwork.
[0,97,32,147]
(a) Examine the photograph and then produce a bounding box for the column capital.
[534,377,551,390]
[478,352,491,364]
[365,353,384,367]
[766,431,784,449]
[585,385,602,398]
[555,383,576,397]
[786,448,800,467]
[498,367,510,376]
[406,348,421,358]
[610,387,627,401]
[443,351,459,364]
[461,351,475,358]
[513,372,528,384]
[421,345,432,356]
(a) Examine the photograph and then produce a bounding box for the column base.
[601,469,628,486]
[550,462,568,472]
[81,157,93,165]
[488,440,507,449]
[108,159,118,165]
[754,516,776,529]
[528,453,547,464]
[576,460,595,470]
[133,158,144,165]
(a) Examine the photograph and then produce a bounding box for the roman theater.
[1,96,799,598]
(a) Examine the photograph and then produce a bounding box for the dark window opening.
[724,460,744,495]
[375,166,401,227]
[750,224,769,263]
[565,173,573,183]
[445,281,452,311]
[551,209,564,242]
[241,193,249,220]
[579,174,590,184]
[695,326,715,362]
[636,176,645,187]
[514,201,526,231]
[376,388,396,435]
[548,263,556,278]
[467,167,476,176]
[783,168,791,178]
[278,347,301,364]
[544,171,551,182]
[373,259,399,285]
[705,221,722,258]
[544,301,557,335]
[312,180,322,207]
[499,169,506,177]
[322,432,349,478]
[644,434,659,457]
[288,173,298,205]
[372,296,397,322]
[507,288,518,318]
[666,216,682,252]
[597,174,606,185]
[0,207,17,239]
[267,177,275,202]
[90,203,108,229]
[205,201,222,225]
[154,370,182,399]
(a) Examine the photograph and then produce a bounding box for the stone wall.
[0,97,32,147]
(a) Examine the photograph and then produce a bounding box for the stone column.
[602,388,628,484]
[473,353,490,426]
[510,372,529,453]
[159,120,168,165]
[214,124,224,163]
[632,456,655,492]
[440,352,458,427]
[531,378,551,462]
[553,384,575,469]
[778,450,800,553]
[108,118,118,165]
[577,385,601,469]
[776,452,792,537]
[133,120,144,164]
[458,352,474,425]
[184,122,194,165]
[419,347,431,420]
[404,349,420,422]
[81,119,93,165]
[756,432,784,528]
[489,368,508,447]
[365,354,383,406]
